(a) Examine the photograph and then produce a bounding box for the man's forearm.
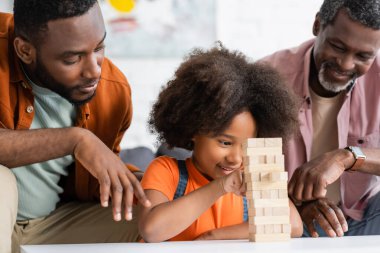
[357,148,380,175]
[0,127,84,168]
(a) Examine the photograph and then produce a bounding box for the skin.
[299,198,348,238]
[139,111,303,242]
[19,3,105,105]
[2,3,150,222]
[310,9,380,98]
[288,8,380,237]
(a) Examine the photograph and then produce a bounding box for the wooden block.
[264,138,282,147]
[274,224,282,233]
[261,189,278,199]
[282,224,291,233]
[247,172,287,182]
[248,207,264,216]
[244,147,282,156]
[244,172,260,182]
[249,225,265,234]
[264,224,274,234]
[243,155,267,166]
[249,233,290,242]
[246,181,287,190]
[246,190,261,199]
[244,163,284,172]
[264,207,272,216]
[248,198,288,208]
[259,172,271,181]
[278,189,288,198]
[249,215,290,225]
[272,206,290,216]
[269,172,288,182]
[243,138,265,148]
[275,154,285,165]
[265,154,276,164]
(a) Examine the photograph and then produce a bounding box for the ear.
[312,13,321,36]
[13,37,36,64]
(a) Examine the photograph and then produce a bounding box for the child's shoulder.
[145,155,182,176]
[142,156,187,196]
[150,155,178,167]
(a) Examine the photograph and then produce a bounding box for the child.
[138,45,303,242]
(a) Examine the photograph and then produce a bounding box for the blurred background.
[0,0,323,152]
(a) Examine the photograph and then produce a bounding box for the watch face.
[345,146,366,172]
[350,146,366,159]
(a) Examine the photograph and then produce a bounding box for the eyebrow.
[60,32,107,57]
[218,133,235,139]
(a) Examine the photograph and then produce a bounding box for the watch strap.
[344,146,366,172]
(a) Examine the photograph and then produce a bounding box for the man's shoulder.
[0,12,14,37]
[258,39,314,74]
[94,58,132,108]
[100,58,130,87]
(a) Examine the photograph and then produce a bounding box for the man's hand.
[299,198,348,237]
[73,129,151,221]
[288,149,353,203]
[133,171,144,181]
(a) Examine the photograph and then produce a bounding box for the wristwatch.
[344,146,366,172]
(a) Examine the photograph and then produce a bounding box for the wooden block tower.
[243,138,290,242]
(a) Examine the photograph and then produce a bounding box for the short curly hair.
[149,45,299,150]
[319,0,380,29]
[13,0,97,44]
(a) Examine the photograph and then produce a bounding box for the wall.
[118,0,323,151]
[0,0,324,151]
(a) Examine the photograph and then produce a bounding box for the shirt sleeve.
[141,156,179,200]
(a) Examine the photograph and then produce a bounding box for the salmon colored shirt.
[260,39,380,220]
[0,12,135,201]
[141,156,245,241]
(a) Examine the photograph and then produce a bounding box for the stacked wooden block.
[243,138,290,242]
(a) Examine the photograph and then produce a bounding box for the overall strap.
[243,196,248,222]
[173,160,189,200]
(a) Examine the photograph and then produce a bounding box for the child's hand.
[220,170,246,196]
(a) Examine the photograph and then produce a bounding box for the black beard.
[33,57,97,106]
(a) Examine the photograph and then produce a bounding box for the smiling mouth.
[77,82,98,94]
[218,165,239,172]
[330,68,354,78]
[323,63,355,80]
[82,79,100,88]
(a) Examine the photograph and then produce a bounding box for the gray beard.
[318,62,354,93]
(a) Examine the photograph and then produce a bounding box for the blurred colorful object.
[108,0,135,13]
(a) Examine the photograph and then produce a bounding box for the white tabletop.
[21,235,380,253]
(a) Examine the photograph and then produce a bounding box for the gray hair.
[319,0,380,29]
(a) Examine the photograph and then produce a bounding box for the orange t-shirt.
[141,156,245,241]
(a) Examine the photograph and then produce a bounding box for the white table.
[21,235,380,253]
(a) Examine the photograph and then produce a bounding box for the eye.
[329,42,345,52]
[357,53,374,62]
[218,140,232,146]
[95,45,105,52]
[63,56,80,65]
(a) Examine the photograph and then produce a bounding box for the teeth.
[332,69,353,77]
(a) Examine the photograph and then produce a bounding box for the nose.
[226,146,243,167]
[336,54,355,72]
[82,53,102,79]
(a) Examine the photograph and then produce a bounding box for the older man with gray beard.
[260,0,380,238]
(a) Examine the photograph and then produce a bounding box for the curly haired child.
[138,45,303,242]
